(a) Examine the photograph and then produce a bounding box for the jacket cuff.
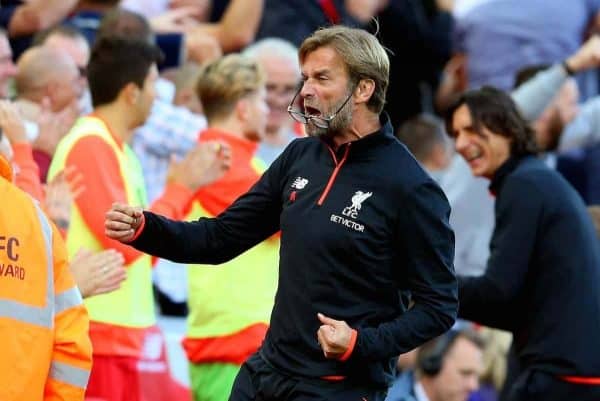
[339,329,358,362]
[127,213,146,243]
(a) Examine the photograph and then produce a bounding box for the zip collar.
[320,113,395,157]
[316,114,393,206]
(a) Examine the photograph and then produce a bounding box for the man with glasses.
[243,37,304,166]
[106,26,458,401]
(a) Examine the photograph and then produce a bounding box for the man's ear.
[354,78,375,105]
[123,82,140,104]
[235,98,249,122]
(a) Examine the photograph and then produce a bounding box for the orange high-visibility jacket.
[0,155,93,401]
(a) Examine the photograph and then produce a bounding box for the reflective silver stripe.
[33,202,55,310]
[54,287,83,315]
[0,201,54,328]
[49,360,90,389]
[0,299,52,327]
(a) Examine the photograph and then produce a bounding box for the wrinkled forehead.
[300,46,347,75]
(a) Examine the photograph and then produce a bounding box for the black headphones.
[417,330,461,376]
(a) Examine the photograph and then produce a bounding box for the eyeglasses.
[287,84,355,129]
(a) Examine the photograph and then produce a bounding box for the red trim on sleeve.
[321,375,346,381]
[339,328,358,362]
[127,213,146,243]
[66,136,143,265]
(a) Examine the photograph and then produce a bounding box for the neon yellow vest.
[48,116,154,328]
[185,156,279,339]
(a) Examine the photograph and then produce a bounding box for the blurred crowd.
[2,1,600,401]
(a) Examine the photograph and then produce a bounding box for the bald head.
[17,46,75,94]
[16,46,82,111]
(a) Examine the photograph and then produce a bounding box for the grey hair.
[243,37,299,72]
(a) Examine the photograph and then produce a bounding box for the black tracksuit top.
[131,117,458,387]
[459,156,600,377]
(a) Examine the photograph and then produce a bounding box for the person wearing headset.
[386,329,485,401]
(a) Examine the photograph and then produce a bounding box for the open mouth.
[465,148,483,163]
[304,105,322,117]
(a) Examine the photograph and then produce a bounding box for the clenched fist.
[316,313,356,359]
[105,203,144,243]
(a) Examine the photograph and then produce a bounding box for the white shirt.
[414,381,431,401]
[431,154,495,277]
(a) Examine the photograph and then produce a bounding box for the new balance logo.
[291,177,309,189]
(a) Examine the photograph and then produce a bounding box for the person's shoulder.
[383,138,433,187]
[1,177,36,208]
[509,157,561,186]
[280,136,320,158]
[503,157,572,202]
[68,134,113,154]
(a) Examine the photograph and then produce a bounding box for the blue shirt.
[455,0,600,91]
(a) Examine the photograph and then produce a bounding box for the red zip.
[317,144,351,205]
[560,376,600,385]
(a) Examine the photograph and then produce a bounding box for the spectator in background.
[198,0,263,52]
[420,35,600,277]
[96,8,211,203]
[170,62,203,114]
[386,329,485,401]
[14,45,83,181]
[48,37,229,401]
[244,37,302,165]
[14,46,83,115]
[121,0,209,19]
[256,0,387,46]
[507,35,600,204]
[451,0,600,98]
[181,53,277,401]
[447,87,600,401]
[256,0,388,46]
[378,0,454,129]
[396,114,493,277]
[68,0,218,67]
[0,0,80,59]
[155,0,264,53]
[96,8,215,317]
[0,0,78,37]
[34,25,92,112]
[514,65,579,154]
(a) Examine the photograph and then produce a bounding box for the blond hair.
[299,26,389,114]
[195,54,266,123]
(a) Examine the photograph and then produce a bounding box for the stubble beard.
[305,97,353,139]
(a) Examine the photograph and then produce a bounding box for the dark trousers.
[505,370,600,401]
[229,353,387,401]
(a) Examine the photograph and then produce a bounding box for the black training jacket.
[459,156,600,377]
[130,116,458,387]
